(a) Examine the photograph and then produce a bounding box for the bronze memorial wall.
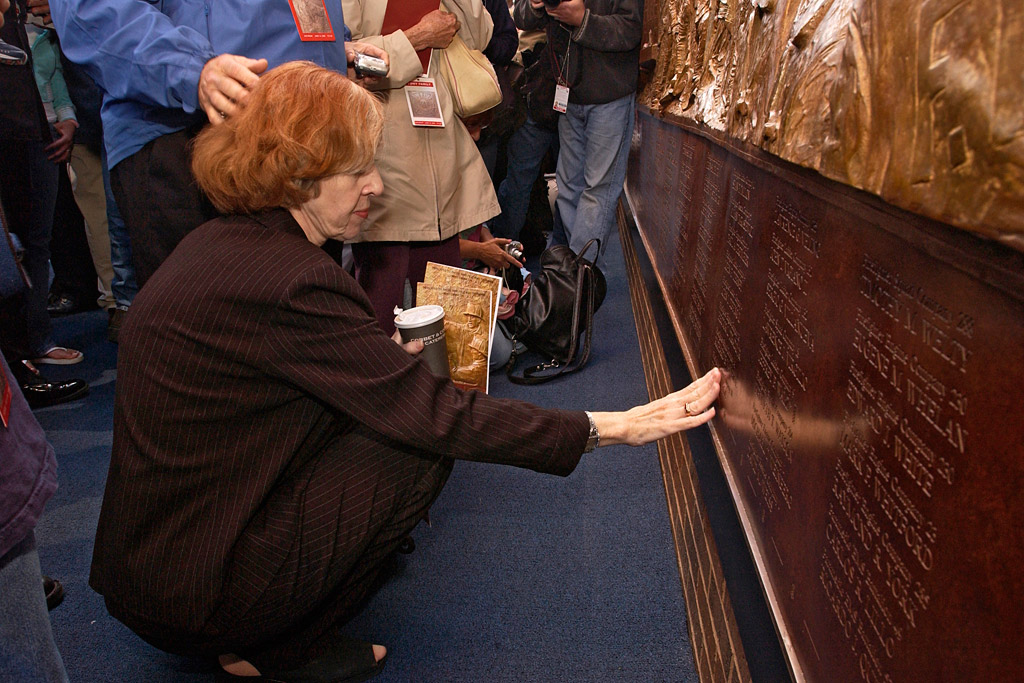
[623,1,1024,682]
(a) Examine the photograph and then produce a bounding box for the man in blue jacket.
[49,0,387,286]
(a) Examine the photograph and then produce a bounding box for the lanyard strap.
[546,22,573,87]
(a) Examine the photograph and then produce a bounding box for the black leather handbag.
[502,239,607,384]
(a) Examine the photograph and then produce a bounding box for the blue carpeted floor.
[32,232,698,682]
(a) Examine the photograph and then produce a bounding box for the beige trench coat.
[343,0,500,243]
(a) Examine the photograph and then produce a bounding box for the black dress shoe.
[43,576,64,611]
[21,377,89,408]
[396,536,415,554]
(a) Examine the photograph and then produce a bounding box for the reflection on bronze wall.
[626,111,1024,683]
[639,0,1024,250]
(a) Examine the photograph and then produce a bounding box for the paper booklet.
[380,0,437,74]
[420,263,503,393]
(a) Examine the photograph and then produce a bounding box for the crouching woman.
[89,61,721,683]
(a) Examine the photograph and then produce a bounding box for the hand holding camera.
[353,52,388,79]
[345,42,389,83]
[536,0,585,26]
[462,236,524,272]
[504,241,524,262]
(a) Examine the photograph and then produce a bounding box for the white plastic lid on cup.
[394,304,445,329]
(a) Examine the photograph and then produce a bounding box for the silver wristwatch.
[584,411,600,453]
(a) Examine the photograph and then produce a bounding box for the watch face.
[582,411,599,452]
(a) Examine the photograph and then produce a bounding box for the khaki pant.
[69,145,114,309]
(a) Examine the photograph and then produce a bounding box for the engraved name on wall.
[625,112,1024,683]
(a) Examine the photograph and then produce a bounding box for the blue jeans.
[552,93,635,263]
[492,115,559,241]
[102,147,138,310]
[489,320,513,371]
[0,532,69,682]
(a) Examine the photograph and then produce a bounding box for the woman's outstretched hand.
[591,367,721,448]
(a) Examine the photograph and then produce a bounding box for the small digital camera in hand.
[504,241,524,262]
[353,52,388,78]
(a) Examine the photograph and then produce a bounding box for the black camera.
[541,0,561,6]
[504,241,524,261]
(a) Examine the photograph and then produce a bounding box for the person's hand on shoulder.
[198,54,269,125]
[405,9,460,51]
[26,0,50,24]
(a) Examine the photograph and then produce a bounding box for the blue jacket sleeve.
[49,0,216,113]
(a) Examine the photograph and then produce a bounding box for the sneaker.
[46,292,77,316]
[0,39,28,66]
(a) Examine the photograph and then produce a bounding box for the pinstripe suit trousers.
[116,430,452,667]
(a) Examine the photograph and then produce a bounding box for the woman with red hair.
[90,61,721,683]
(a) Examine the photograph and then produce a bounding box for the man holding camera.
[513,0,641,265]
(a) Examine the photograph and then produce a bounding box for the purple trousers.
[351,237,461,336]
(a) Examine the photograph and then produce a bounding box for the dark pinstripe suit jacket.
[90,209,588,636]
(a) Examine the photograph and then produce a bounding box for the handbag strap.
[575,238,600,265]
[505,257,598,385]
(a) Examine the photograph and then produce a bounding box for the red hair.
[191,61,384,213]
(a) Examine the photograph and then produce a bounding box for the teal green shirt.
[30,28,77,125]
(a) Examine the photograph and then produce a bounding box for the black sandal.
[43,576,65,611]
[219,638,386,683]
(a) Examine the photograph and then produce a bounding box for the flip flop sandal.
[32,346,84,365]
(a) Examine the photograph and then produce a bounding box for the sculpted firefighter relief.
[640,0,1024,249]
